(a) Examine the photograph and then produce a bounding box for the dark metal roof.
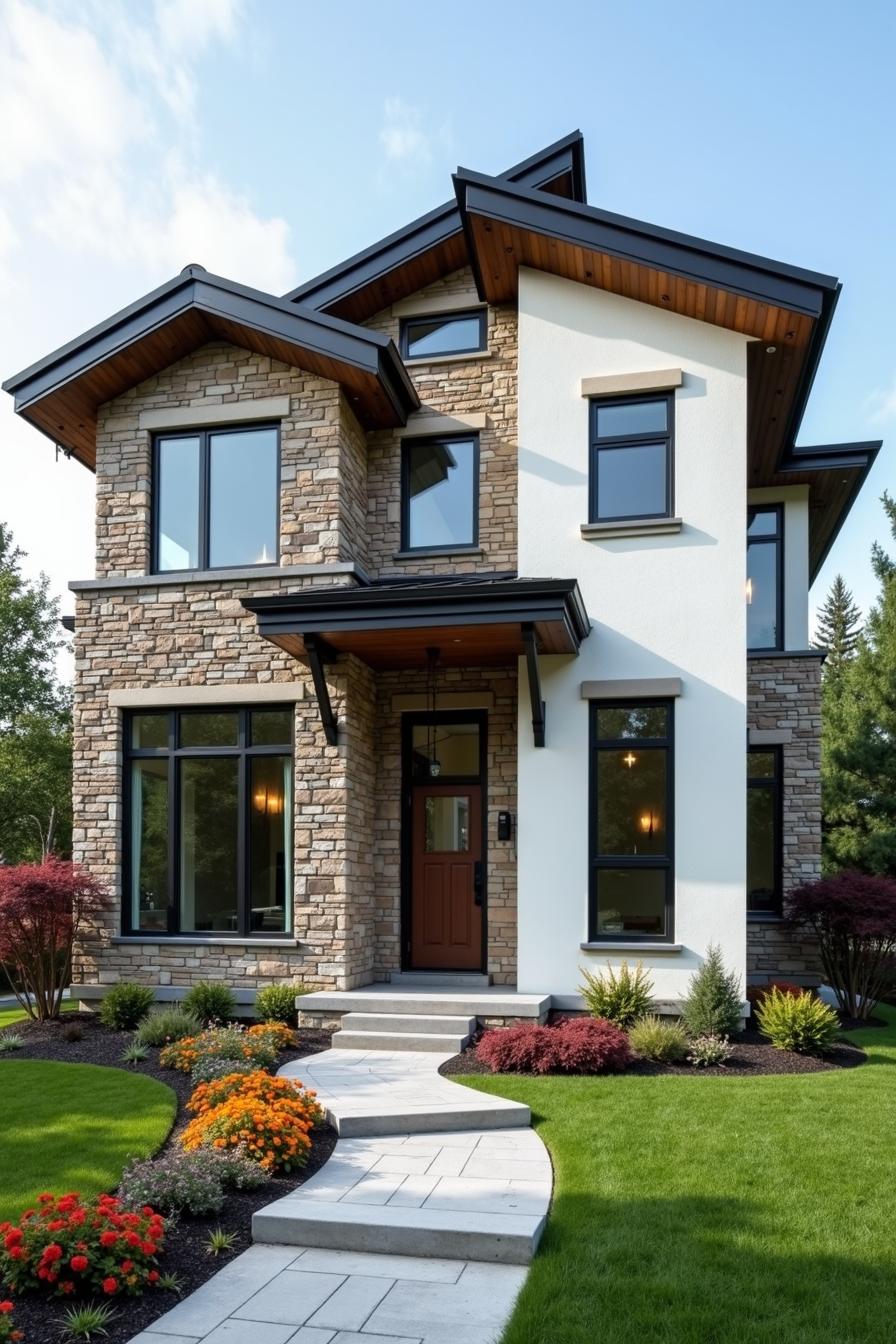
[284,132,587,313]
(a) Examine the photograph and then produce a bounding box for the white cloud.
[866,376,896,425]
[379,97,432,166]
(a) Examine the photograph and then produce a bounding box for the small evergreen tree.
[823,494,896,874]
[814,573,862,675]
[681,944,742,1038]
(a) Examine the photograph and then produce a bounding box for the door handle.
[473,861,484,907]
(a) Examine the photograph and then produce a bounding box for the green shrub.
[183,980,237,1024]
[688,1034,733,1068]
[99,981,155,1031]
[122,1041,149,1065]
[255,983,304,1024]
[755,987,840,1054]
[0,1033,25,1052]
[681,944,743,1038]
[628,1014,689,1062]
[160,1024,278,1073]
[134,1005,203,1047]
[579,961,654,1028]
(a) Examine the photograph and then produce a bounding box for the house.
[3,131,880,1021]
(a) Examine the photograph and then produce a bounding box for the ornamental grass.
[180,1070,322,1173]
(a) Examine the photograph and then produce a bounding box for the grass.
[0,1061,176,1224]
[0,1001,77,1030]
[460,1007,896,1344]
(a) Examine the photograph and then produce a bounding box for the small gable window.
[400,309,487,360]
[153,424,279,573]
[401,435,479,552]
[588,392,674,523]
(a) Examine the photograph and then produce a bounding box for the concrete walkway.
[128,1048,552,1344]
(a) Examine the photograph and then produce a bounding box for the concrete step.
[333,1030,469,1053]
[389,971,491,988]
[253,1196,545,1265]
[341,1012,476,1036]
[333,1100,531,1138]
[300,989,550,1020]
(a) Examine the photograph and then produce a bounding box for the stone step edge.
[340,1012,477,1032]
[252,1198,545,1266]
[332,1031,470,1052]
[299,991,550,1019]
[331,1102,531,1138]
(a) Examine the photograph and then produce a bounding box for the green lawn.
[0,1002,77,1030]
[461,1008,896,1344]
[0,1061,176,1224]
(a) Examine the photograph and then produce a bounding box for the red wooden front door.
[410,783,483,970]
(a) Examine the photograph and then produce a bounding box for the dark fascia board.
[453,167,839,319]
[778,439,882,580]
[243,576,592,649]
[3,266,419,423]
[284,132,587,311]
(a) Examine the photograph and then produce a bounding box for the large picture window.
[747,505,783,650]
[153,424,279,573]
[589,702,674,941]
[125,707,293,937]
[747,747,782,916]
[401,435,479,552]
[589,393,674,523]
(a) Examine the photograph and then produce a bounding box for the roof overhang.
[773,440,882,580]
[3,267,420,467]
[243,575,590,668]
[285,132,587,322]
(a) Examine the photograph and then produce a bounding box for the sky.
[1,0,894,680]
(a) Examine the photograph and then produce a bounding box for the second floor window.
[154,424,279,572]
[747,505,783,650]
[589,392,674,523]
[401,435,479,552]
[400,309,487,360]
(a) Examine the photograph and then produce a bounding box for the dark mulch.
[0,1011,335,1344]
[440,1026,867,1080]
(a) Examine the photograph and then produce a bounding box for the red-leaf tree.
[788,871,896,1019]
[0,859,105,1021]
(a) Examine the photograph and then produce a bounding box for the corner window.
[589,393,673,523]
[401,435,479,552]
[747,748,782,916]
[125,707,293,937]
[154,424,279,572]
[399,309,487,360]
[589,702,674,940]
[747,506,783,650]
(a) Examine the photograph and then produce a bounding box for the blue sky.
[1,0,893,662]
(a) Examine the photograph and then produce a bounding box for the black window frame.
[588,699,675,943]
[588,390,675,524]
[746,504,784,651]
[123,705,294,938]
[399,308,487,360]
[151,422,281,575]
[400,433,481,554]
[747,745,783,919]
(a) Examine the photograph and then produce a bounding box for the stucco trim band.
[580,677,683,700]
[109,684,305,708]
[749,727,793,745]
[138,395,292,431]
[581,517,683,540]
[580,368,683,398]
[397,411,488,438]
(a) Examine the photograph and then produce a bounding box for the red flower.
[148,1270,160,1283]
[102,1276,118,1295]
[8,1246,23,1261]
[0,1302,13,1313]
[47,1219,66,1232]
[141,1241,157,1256]
[4,1230,23,1249]
[99,1231,118,1247]
[60,1280,75,1294]
[57,1196,78,1213]
[41,1243,63,1263]
[120,1259,134,1273]
[141,1206,154,1217]
[125,1231,141,1248]
[70,1255,89,1272]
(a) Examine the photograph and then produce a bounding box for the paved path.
[128,1048,551,1344]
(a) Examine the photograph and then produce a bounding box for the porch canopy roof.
[243,574,591,747]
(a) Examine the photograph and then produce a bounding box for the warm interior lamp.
[254,787,283,815]
[745,578,753,604]
[639,811,660,835]
[623,751,637,769]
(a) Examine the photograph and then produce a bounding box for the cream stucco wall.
[516,269,750,1002]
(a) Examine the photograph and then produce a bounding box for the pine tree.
[681,944,742,1037]
[814,573,862,674]
[823,493,896,874]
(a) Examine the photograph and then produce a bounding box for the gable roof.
[2,266,419,468]
[284,131,587,322]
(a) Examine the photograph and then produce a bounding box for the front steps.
[307,989,549,1054]
[334,1011,477,1054]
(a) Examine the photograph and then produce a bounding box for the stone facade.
[746,654,824,983]
[364,269,518,579]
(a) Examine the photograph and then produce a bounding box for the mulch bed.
[0,1011,335,1344]
[440,1024,868,1079]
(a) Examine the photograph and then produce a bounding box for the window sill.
[747,912,784,923]
[580,941,683,953]
[111,935,299,947]
[404,350,493,367]
[392,546,484,561]
[70,562,366,593]
[580,517,683,541]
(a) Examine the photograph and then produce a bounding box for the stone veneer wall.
[747,654,824,982]
[371,665,519,985]
[364,269,517,579]
[94,342,368,578]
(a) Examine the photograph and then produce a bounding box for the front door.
[410,783,483,970]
